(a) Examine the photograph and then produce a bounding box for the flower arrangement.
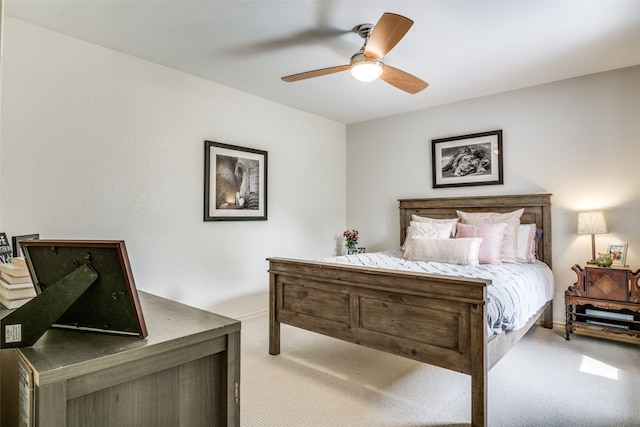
[343,229,359,249]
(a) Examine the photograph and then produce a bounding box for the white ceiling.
[5,1,640,124]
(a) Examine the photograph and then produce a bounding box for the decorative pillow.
[457,209,524,263]
[402,236,482,266]
[517,223,537,263]
[410,215,459,237]
[456,223,507,264]
[534,227,543,259]
[401,218,457,250]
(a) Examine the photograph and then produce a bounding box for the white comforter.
[321,250,554,335]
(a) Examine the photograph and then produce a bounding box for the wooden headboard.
[398,194,552,268]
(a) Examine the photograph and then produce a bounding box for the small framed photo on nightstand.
[607,242,628,267]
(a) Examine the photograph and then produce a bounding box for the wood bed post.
[543,303,553,328]
[541,198,554,329]
[268,263,281,355]
[470,300,488,427]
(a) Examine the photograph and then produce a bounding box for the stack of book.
[0,257,37,309]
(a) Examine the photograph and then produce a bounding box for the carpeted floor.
[239,312,640,427]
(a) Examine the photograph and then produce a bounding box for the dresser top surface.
[9,291,240,382]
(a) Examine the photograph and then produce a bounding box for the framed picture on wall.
[204,141,268,221]
[431,130,503,188]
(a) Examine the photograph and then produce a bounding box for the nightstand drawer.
[585,268,628,302]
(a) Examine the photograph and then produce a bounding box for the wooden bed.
[268,194,553,427]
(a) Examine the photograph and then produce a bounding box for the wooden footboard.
[268,257,490,427]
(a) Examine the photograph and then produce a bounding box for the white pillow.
[402,236,482,266]
[517,223,537,263]
[411,215,458,237]
[457,209,524,263]
[402,218,457,250]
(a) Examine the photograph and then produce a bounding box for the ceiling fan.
[281,12,428,94]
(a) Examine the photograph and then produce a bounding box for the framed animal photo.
[431,130,503,188]
[204,141,267,221]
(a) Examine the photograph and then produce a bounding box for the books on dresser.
[0,293,33,309]
[0,272,31,284]
[0,281,36,300]
[11,256,27,268]
[0,260,29,276]
[0,258,36,309]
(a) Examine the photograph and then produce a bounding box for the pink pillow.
[457,209,524,263]
[456,223,507,264]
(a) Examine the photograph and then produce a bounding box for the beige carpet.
[240,312,640,427]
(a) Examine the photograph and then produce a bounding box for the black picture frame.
[204,141,267,221]
[431,130,503,188]
[12,234,40,257]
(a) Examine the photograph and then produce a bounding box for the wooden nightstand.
[565,264,640,340]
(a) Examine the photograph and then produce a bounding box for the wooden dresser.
[0,291,240,427]
[565,264,640,341]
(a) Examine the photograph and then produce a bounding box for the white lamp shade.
[577,211,608,235]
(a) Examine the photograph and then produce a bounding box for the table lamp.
[577,211,608,264]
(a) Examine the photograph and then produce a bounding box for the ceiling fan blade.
[380,65,429,94]
[364,13,413,59]
[230,28,352,56]
[282,65,350,82]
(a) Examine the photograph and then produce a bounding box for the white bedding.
[321,250,554,335]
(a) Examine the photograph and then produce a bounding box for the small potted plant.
[343,229,359,252]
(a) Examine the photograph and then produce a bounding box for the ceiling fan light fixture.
[350,54,383,82]
[281,13,427,93]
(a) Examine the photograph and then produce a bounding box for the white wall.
[3,18,639,326]
[346,65,640,323]
[0,0,4,228]
[0,18,346,318]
